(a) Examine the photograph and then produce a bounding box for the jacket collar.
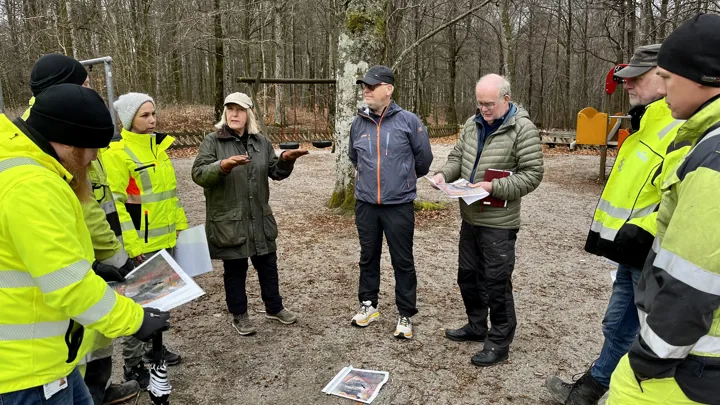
[357,100,402,120]
[121,128,175,151]
[474,102,518,131]
[14,118,59,160]
[217,125,258,140]
[676,95,720,145]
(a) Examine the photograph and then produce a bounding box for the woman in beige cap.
[192,92,307,336]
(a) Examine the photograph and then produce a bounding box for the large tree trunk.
[329,0,385,213]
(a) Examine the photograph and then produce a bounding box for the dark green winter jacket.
[191,126,294,260]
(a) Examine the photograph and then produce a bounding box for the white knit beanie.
[113,92,154,129]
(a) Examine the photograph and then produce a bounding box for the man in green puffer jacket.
[433,74,543,367]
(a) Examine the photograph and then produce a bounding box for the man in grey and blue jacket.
[348,65,433,339]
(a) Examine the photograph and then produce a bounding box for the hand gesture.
[221,155,252,172]
[281,149,309,162]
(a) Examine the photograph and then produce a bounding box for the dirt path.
[114,144,618,404]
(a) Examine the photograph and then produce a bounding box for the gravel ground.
[112,143,618,404]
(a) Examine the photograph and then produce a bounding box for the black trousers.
[355,201,417,317]
[223,252,284,316]
[84,356,112,405]
[458,221,518,348]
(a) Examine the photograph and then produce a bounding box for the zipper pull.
[144,211,149,243]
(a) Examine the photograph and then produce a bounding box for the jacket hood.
[0,116,71,182]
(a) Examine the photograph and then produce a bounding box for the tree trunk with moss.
[329,0,385,214]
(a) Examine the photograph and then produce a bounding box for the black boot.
[123,362,150,390]
[545,375,574,404]
[470,347,509,367]
[143,344,182,366]
[565,372,608,405]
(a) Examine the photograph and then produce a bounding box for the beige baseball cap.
[223,92,253,108]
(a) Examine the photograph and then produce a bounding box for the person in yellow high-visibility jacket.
[608,13,720,405]
[0,84,170,405]
[546,44,689,404]
[22,52,143,404]
[103,92,187,380]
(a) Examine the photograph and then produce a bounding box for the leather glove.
[133,307,171,341]
[92,260,129,282]
[613,223,655,268]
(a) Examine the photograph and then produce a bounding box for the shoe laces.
[398,316,411,328]
[359,301,372,315]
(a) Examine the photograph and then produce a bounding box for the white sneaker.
[394,316,413,339]
[351,301,379,327]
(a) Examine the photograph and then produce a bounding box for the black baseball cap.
[356,65,394,86]
[614,44,661,79]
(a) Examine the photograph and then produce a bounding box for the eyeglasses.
[361,83,388,91]
[476,100,500,110]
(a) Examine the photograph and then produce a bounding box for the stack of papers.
[424,175,490,204]
[111,250,205,311]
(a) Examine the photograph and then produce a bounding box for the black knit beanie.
[26,84,115,148]
[658,13,720,87]
[30,54,88,96]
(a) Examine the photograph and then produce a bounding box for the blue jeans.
[0,368,92,405]
[590,264,643,388]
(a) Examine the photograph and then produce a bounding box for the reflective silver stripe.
[692,335,720,355]
[78,344,113,365]
[0,321,69,341]
[73,286,117,325]
[100,200,116,215]
[638,310,692,359]
[100,249,129,268]
[657,120,683,140]
[141,189,177,204]
[590,220,619,242]
[126,194,142,204]
[124,146,153,193]
[652,237,661,253]
[0,157,43,173]
[0,270,35,288]
[596,198,657,221]
[654,247,720,296]
[138,223,177,238]
[121,221,136,232]
[35,260,91,294]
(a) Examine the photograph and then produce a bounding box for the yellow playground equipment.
[576,64,632,181]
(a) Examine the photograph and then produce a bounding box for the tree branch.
[391,0,493,70]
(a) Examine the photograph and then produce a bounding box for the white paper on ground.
[173,224,213,278]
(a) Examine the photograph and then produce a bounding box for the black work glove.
[133,307,171,341]
[614,223,655,268]
[92,258,133,282]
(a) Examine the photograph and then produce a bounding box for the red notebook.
[481,169,512,208]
